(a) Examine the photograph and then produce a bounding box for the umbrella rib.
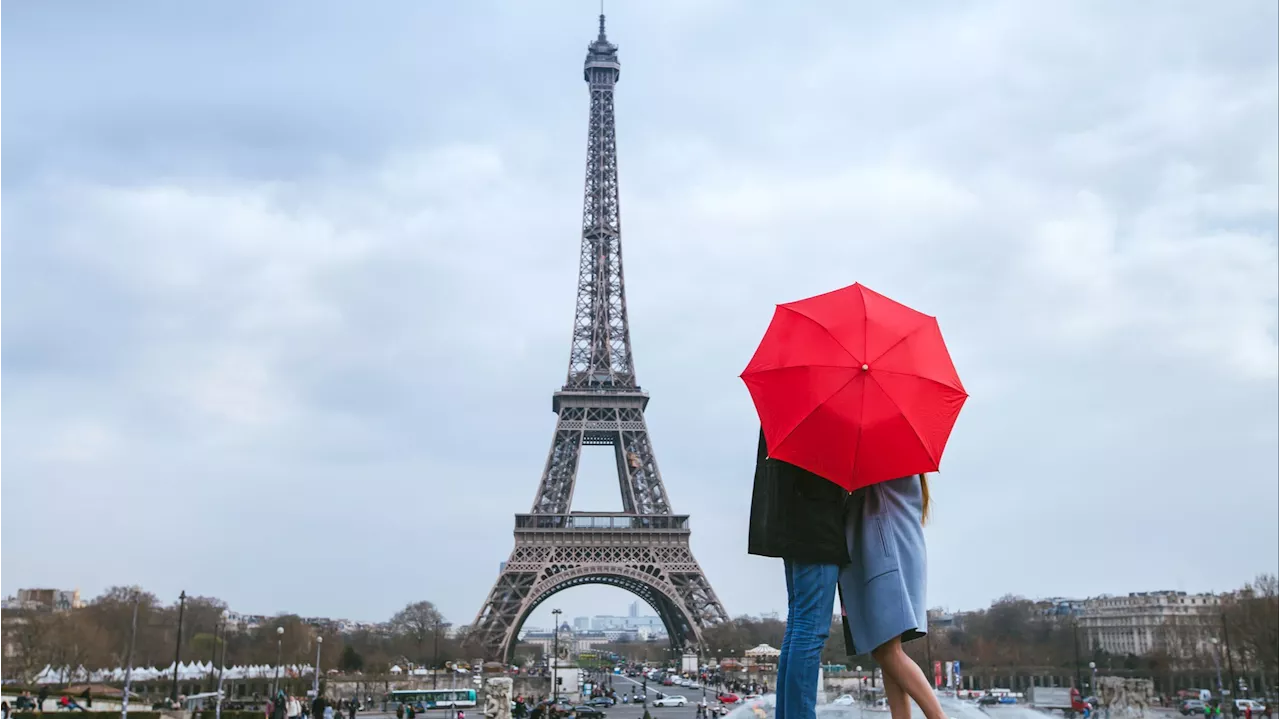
[865,319,932,366]
[849,373,867,487]
[741,364,859,376]
[772,374,862,459]
[778,305,861,364]
[867,373,939,465]
[872,368,967,394]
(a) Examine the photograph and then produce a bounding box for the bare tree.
[1223,574,1279,678]
[4,610,54,682]
[390,601,444,665]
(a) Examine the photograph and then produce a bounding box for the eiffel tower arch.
[469,15,728,661]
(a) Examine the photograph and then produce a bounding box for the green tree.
[339,645,365,673]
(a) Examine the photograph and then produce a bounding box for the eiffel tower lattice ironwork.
[469,14,729,661]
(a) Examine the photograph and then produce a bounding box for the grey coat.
[837,475,928,656]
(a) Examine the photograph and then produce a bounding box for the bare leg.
[872,637,946,719]
[882,671,911,719]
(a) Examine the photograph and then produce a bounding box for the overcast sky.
[3,1,1278,634]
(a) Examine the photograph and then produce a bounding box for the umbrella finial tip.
[861,364,869,371]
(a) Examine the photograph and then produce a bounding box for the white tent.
[744,644,781,659]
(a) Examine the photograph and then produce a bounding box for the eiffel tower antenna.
[469,12,728,661]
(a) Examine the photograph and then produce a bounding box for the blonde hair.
[920,473,931,526]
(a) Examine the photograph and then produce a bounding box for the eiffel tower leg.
[470,545,546,661]
[617,408,670,515]
[530,408,585,515]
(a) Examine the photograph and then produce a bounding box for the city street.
[613,675,719,719]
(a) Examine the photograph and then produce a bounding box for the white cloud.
[2,0,1275,624]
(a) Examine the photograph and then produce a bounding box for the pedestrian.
[837,473,947,719]
[37,687,49,713]
[2,701,10,719]
[348,701,356,719]
[748,429,849,719]
[1246,704,1253,719]
[81,689,92,710]
[395,702,404,719]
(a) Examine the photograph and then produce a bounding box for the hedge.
[194,711,264,719]
[13,714,161,719]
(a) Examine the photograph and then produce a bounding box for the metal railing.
[514,514,689,530]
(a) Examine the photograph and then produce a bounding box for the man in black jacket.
[748,429,849,719]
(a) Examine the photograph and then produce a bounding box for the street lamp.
[273,627,285,697]
[122,594,141,719]
[1211,638,1224,696]
[171,590,188,704]
[433,620,452,690]
[216,611,230,719]
[1088,662,1096,699]
[552,609,563,703]
[313,636,324,698]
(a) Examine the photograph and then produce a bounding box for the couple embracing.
[748,430,945,719]
[739,282,968,719]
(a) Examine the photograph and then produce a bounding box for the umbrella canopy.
[742,283,967,490]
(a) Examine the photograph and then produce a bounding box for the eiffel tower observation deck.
[468,13,728,661]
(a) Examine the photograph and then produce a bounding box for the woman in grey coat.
[838,474,946,719]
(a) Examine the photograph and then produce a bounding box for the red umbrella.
[740,282,967,491]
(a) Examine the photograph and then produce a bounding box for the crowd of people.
[267,690,359,719]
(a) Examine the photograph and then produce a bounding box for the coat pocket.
[860,514,897,580]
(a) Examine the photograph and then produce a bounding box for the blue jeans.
[776,560,839,719]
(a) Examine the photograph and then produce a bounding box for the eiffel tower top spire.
[565,10,633,391]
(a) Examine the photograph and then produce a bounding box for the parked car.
[571,706,607,719]
[1180,701,1206,716]
[587,698,615,708]
[652,696,688,708]
[717,694,740,704]
[832,695,856,707]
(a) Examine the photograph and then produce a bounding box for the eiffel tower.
[469,14,729,661]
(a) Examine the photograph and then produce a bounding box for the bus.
[388,689,478,710]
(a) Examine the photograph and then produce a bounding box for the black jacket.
[747,429,851,565]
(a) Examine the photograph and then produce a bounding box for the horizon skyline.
[7,573,1264,630]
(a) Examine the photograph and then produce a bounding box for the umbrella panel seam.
[741,363,859,377]
[872,367,967,394]
[867,372,941,467]
[769,374,862,461]
[865,318,934,367]
[777,304,862,364]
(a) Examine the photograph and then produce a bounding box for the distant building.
[1078,590,1221,658]
[2,589,82,612]
[926,608,967,630]
[522,623,618,656]
[1036,597,1087,618]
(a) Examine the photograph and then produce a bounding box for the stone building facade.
[1078,590,1221,658]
